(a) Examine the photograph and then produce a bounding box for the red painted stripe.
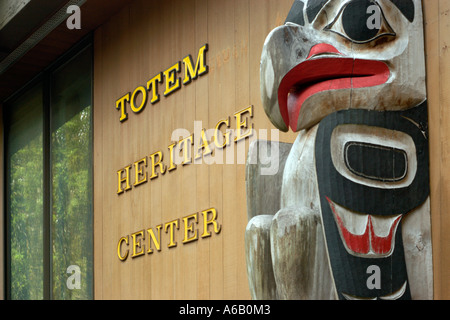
[327,197,402,256]
[369,215,402,255]
[306,43,342,60]
[327,197,370,255]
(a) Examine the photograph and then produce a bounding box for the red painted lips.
[278,43,391,131]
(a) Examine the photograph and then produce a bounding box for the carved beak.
[260,25,390,132]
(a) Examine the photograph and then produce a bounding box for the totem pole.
[245,0,433,300]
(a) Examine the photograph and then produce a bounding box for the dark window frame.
[3,34,93,300]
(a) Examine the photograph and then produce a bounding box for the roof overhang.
[0,0,133,102]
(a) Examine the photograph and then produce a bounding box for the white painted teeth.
[342,282,408,300]
[370,213,403,238]
[330,199,401,238]
[328,198,403,258]
[329,201,368,236]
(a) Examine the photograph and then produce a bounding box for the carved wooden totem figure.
[245,0,433,300]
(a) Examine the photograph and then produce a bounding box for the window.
[4,40,93,300]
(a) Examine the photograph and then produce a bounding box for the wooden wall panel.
[424,0,450,300]
[92,0,450,300]
[93,0,296,300]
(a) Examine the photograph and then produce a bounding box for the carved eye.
[324,0,395,44]
[344,142,408,182]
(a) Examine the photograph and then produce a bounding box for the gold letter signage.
[115,44,208,122]
[118,208,221,262]
[116,106,254,195]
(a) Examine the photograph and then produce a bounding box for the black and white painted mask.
[259,0,430,300]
